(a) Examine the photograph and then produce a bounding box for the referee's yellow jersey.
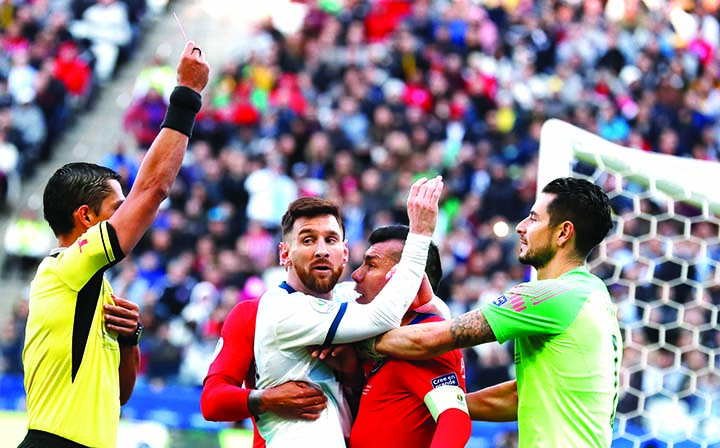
[23,221,125,448]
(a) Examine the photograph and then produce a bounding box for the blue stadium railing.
[1,373,716,447]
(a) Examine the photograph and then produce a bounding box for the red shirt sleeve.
[431,408,472,448]
[399,315,469,448]
[200,298,259,422]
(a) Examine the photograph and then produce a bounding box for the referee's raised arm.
[109,41,209,254]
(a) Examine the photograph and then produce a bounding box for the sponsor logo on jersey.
[431,372,459,389]
[78,238,88,253]
[310,297,335,314]
[492,295,508,306]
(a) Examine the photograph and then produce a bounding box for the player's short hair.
[367,224,443,293]
[43,162,122,237]
[281,196,345,240]
[542,177,613,257]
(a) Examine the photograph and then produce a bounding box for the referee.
[18,41,209,448]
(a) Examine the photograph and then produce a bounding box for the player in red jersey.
[314,225,470,448]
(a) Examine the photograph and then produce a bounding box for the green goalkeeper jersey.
[481,266,622,448]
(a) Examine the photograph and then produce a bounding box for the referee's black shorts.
[18,430,90,448]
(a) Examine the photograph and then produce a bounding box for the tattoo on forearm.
[450,311,496,349]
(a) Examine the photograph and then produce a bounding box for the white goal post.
[538,119,720,447]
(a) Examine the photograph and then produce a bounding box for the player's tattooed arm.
[449,310,497,349]
[374,309,497,360]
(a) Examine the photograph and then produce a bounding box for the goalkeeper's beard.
[519,241,556,270]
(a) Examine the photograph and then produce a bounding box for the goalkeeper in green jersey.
[373,177,622,448]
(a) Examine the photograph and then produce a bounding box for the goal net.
[538,119,720,447]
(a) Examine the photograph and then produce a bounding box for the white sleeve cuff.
[398,233,432,276]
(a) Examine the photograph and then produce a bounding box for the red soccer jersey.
[201,298,265,448]
[349,315,467,448]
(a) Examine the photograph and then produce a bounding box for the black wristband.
[118,322,143,347]
[160,86,202,137]
[248,389,263,417]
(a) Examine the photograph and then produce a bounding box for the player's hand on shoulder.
[104,294,140,337]
[177,41,210,93]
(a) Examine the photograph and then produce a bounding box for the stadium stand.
[1,0,719,446]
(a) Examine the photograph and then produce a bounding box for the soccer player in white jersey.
[252,176,443,447]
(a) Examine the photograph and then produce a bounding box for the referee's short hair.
[43,162,122,237]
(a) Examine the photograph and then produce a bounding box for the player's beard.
[518,238,556,270]
[296,263,344,295]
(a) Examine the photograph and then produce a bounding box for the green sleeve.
[480,278,588,344]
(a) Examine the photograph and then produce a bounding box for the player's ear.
[74,205,93,229]
[342,240,349,265]
[279,241,290,267]
[557,221,574,248]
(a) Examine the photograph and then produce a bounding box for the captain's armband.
[424,385,469,421]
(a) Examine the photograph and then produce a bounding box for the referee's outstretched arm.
[108,41,209,254]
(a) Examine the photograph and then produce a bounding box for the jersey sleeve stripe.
[102,221,125,264]
[323,301,348,346]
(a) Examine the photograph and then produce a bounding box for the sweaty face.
[351,239,403,304]
[515,193,557,269]
[282,215,347,296]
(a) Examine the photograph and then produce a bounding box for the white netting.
[539,120,720,447]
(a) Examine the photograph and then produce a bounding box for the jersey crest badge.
[310,297,334,314]
[492,295,508,306]
[431,372,459,389]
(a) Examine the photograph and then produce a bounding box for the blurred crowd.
[2,0,720,442]
[0,0,164,210]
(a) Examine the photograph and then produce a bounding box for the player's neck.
[57,229,83,248]
[535,255,584,280]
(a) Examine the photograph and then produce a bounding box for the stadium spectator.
[70,0,133,82]
[123,86,167,150]
[52,40,93,110]
[1,207,54,279]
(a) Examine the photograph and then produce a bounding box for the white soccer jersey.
[254,233,431,447]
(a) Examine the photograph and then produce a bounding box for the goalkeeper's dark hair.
[542,177,613,258]
[43,162,122,236]
[281,196,345,240]
[367,224,442,293]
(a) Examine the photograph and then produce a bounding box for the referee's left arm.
[104,294,141,404]
[118,345,140,405]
